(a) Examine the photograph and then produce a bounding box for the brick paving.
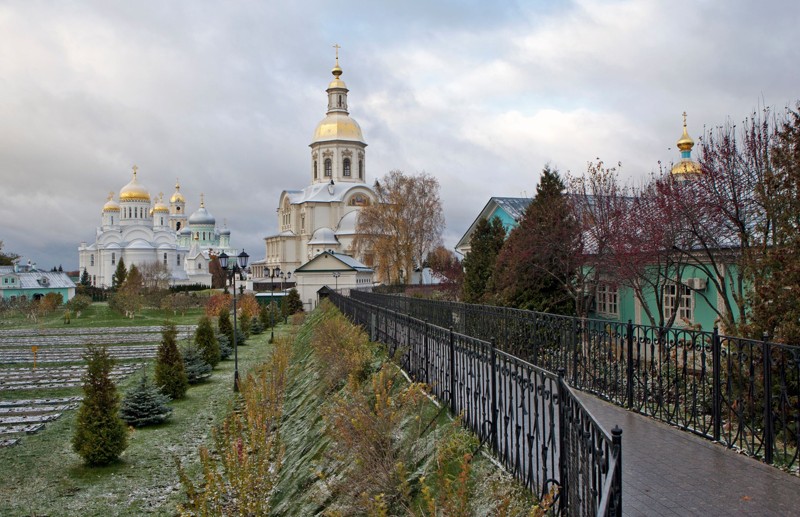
[576,392,800,516]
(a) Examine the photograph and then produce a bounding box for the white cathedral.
[251,54,378,284]
[78,168,236,288]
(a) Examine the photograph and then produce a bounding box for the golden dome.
[119,165,151,202]
[671,160,702,176]
[312,113,364,143]
[170,179,185,203]
[153,193,169,213]
[103,192,120,212]
[676,111,694,151]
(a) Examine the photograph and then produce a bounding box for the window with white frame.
[595,283,619,316]
[664,283,693,321]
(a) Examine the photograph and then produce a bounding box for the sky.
[0,0,798,270]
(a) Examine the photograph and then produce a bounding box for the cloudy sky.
[1,0,797,270]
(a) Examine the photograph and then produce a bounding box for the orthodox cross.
[132,164,138,178]
[333,43,340,61]
[682,111,687,128]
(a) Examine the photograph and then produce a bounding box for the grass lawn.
[0,324,286,516]
[0,302,207,330]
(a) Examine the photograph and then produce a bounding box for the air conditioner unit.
[685,278,706,290]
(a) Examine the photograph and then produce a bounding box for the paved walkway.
[576,393,800,516]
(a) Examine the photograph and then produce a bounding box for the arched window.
[314,161,318,179]
[324,158,332,177]
[359,160,364,179]
[177,255,181,266]
[338,94,342,107]
[198,263,202,270]
[111,252,116,265]
[343,158,351,177]
[176,222,181,231]
[111,216,114,225]
[202,232,206,240]
[163,253,168,265]
[90,254,95,266]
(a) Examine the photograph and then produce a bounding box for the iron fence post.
[571,317,579,385]
[424,320,430,386]
[449,326,456,414]
[712,327,721,442]
[612,425,623,517]
[626,320,634,409]
[490,337,498,453]
[557,368,568,513]
[762,332,774,464]
[370,312,376,342]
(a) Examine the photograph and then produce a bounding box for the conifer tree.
[182,342,212,384]
[80,269,91,287]
[462,216,506,303]
[217,332,232,360]
[287,288,304,313]
[239,315,252,340]
[155,322,189,399]
[195,315,220,367]
[72,345,128,465]
[120,371,172,427]
[112,257,127,289]
[218,310,234,347]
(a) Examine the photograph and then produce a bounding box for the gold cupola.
[170,179,185,204]
[671,113,702,179]
[153,193,169,213]
[119,165,151,202]
[102,192,120,212]
[312,47,365,144]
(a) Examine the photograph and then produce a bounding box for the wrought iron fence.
[350,290,800,470]
[331,292,622,516]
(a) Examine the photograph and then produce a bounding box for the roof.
[0,268,76,289]
[455,197,532,253]
[295,251,373,273]
[285,182,375,205]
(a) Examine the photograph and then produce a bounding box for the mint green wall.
[489,208,519,234]
[0,287,73,304]
[589,262,743,332]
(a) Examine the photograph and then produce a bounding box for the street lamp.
[218,249,249,392]
[270,266,280,292]
[332,271,340,292]
[279,270,285,291]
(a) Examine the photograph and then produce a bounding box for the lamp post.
[279,271,285,291]
[270,266,280,292]
[332,271,340,292]
[218,249,249,392]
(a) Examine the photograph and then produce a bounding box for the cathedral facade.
[78,168,235,288]
[253,55,377,282]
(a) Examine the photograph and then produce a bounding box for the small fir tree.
[251,317,264,335]
[80,269,91,286]
[155,322,189,399]
[259,304,270,329]
[239,315,252,340]
[112,257,127,289]
[287,288,304,314]
[195,315,220,367]
[72,345,128,465]
[182,342,212,384]
[217,332,232,360]
[120,371,172,427]
[218,310,234,347]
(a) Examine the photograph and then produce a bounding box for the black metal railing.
[331,292,622,516]
[350,290,800,471]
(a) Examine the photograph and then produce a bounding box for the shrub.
[205,293,231,318]
[218,310,234,346]
[155,322,189,399]
[239,314,252,339]
[313,301,376,391]
[65,294,92,317]
[177,338,291,515]
[72,345,128,465]
[195,316,220,367]
[286,288,304,313]
[251,318,264,335]
[217,332,232,360]
[182,342,212,384]
[119,371,172,427]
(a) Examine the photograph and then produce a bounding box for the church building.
[252,53,377,285]
[78,167,236,288]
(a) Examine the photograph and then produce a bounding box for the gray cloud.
[0,0,797,268]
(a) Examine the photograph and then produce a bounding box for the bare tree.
[139,261,172,291]
[354,171,444,284]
